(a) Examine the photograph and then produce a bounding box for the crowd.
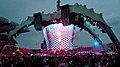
[0,53,120,67]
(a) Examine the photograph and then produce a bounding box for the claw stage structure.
[1,1,120,54]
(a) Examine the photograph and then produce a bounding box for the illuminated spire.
[57,0,60,11]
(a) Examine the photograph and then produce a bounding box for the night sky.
[0,0,120,49]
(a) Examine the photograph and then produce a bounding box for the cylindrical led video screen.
[43,23,76,50]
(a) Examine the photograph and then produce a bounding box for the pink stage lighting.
[43,23,76,51]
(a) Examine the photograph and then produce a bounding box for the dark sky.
[0,0,120,49]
